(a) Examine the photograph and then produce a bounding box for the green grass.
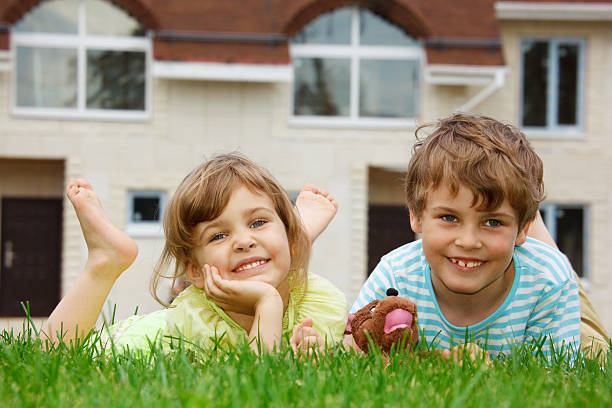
[1,324,610,408]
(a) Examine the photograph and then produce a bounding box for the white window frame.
[540,203,589,283]
[10,0,152,121]
[519,37,585,137]
[125,190,166,237]
[289,6,423,129]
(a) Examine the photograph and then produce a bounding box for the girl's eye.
[441,215,457,223]
[210,233,227,242]
[250,219,267,228]
[485,219,502,227]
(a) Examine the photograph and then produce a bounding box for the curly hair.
[405,113,545,228]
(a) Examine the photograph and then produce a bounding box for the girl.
[41,154,347,353]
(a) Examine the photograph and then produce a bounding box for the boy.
[351,113,582,358]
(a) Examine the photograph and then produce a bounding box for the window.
[520,38,584,132]
[290,6,421,127]
[540,204,588,278]
[126,191,165,236]
[12,0,150,120]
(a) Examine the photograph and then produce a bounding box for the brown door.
[367,204,415,277]
[1,198,62,317]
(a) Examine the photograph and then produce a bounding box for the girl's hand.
[290,318,325,356]
[202,264,281,315]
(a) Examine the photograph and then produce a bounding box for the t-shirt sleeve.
[293,274,348,345]
[165,286,248,350]
[349,257,397,314]
[100,309,167,353]
[524,277,581,359]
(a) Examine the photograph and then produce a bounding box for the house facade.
[0,0,611,332]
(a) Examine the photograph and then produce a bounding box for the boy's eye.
[210,232,227,242]
[250,219,267,228]
[441,215,457,223]
[485,219,502,227]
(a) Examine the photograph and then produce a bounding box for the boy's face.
[410,183,530,298]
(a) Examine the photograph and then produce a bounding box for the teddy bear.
[346,288,419,354]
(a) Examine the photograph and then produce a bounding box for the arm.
[249,295,284,353]
[201,265,284,352]
[524,279,581,359]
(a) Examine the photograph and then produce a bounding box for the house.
[0,0,610,333]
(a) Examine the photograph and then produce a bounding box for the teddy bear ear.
[345,314,355,334]
[386,288,399,296]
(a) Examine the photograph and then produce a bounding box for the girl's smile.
[232,257,270,273]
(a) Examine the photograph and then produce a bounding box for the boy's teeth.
[452,259,482,268]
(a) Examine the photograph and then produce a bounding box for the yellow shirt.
[103,273,348,352]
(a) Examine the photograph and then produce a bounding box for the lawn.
[1,324,610,408]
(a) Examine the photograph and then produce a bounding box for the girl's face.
[190,184,291,290]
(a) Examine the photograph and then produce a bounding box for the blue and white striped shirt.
[351,237,581,358]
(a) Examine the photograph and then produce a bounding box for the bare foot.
[67,179,138,280]
[296,184,338,242]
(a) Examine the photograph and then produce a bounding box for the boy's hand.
[442,343,491,365]
[290,318,325,356]
[342,333,361,352]
[202,264,281,315]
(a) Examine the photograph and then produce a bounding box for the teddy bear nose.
[386,288,399,296]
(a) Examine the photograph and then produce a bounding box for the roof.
[0,0,610,66]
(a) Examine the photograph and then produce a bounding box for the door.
[1,198,62,317]
[367,204,415,277]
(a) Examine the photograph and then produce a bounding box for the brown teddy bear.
[347,288,419,354]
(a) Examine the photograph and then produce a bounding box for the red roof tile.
[0,0,608,66]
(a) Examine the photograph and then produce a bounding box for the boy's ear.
[187,263,205,288]
[409,210,422,234]
[515,218,533,246]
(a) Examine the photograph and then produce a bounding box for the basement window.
[126,191,165,236]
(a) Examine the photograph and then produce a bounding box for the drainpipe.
[457,68,507,112]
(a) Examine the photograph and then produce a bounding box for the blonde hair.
[151,153,310,306]
[405,113,545,228]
